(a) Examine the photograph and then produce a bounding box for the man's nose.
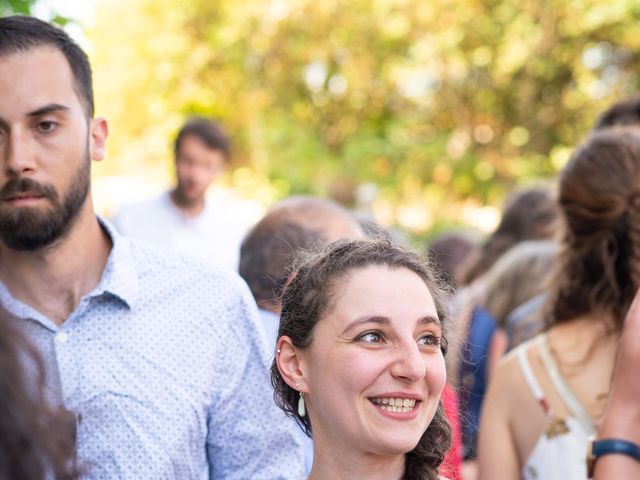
[3,130,37,176]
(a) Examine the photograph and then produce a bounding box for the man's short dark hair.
[0,16,94,117]
[594,95,640,130]
[174,117,231,161]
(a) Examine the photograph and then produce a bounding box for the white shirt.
[112,191,246,271]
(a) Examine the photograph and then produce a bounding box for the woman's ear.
[276,336,308,392]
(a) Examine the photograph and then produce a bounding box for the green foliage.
[89,0,640,231]
[1,0,67,24]
[2,0,33,15]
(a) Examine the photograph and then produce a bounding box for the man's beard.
[0,153,90,251]
[173,182,202,208]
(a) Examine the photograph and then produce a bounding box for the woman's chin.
[366,434,423,458]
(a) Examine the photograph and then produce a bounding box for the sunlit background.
[4,0,640,241]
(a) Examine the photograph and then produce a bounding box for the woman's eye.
[418,333,441,347]
[358,331,384,344]
[37,121,57,133]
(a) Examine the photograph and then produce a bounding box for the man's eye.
[358,331,384,344]
[37,121,57,133]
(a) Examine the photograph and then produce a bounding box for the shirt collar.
[92,215,140,310]
[0,216,140,325]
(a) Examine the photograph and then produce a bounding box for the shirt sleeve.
[206,277,306,480]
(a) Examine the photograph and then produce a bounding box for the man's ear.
[276,335,308,392]
[89,116,108,162]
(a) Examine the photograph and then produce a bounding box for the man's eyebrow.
[27,104,70,117]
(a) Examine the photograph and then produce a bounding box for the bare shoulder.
[479,337,546,478]
[485,338,541,412]
[491,339,531,385]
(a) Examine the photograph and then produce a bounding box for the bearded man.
[0,16,304,480]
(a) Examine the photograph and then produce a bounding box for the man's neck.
[0,205,112,325]
[170,189,205,218]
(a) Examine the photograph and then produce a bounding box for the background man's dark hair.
[0,15,94,117]
[174,117,231,160]
[594,95,640,130]
[240,221,322,309]
[239,195,363,311]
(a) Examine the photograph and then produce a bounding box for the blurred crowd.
[3,14,640,480]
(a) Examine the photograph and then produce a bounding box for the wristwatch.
[587,436,640,478]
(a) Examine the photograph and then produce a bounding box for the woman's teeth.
[370,397,417,412]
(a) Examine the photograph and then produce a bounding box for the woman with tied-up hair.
[478,127,640,480]
[272,239,452,480]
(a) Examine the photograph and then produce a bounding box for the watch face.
[586,436,596,478]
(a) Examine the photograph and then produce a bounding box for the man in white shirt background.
[112,117,246,271]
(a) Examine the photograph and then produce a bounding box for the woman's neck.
[308,442,405,480]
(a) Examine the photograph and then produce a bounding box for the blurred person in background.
[449,187,557,467]
[495,93,640,349]
[481,240,557,350]
[0,16,305,479]
[357,215,412,247]
[457,188,556,288]
[478,128,640,479]
[594,94,640,131]
[239,195,364,347]
[112,117,246,271]
[427,231,480,291]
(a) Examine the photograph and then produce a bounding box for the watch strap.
[587,437,640,478]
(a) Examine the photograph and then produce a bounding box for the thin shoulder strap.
[517,343,552,415]
[537,334,596,435]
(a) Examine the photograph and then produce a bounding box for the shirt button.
[56,331,69,343]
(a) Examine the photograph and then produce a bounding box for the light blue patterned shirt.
[257,308,314,475]
[0,218,305,480]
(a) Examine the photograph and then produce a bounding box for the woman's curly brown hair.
[270,239,451,480]
[547,128,640,328]
[0,313,79,480]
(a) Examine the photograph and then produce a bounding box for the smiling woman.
[272,239,451,480]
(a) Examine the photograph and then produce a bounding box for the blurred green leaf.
[1,0,69,24]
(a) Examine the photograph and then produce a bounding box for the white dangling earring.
[298,392,306,418]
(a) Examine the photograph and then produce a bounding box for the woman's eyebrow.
[340,316,390,336]
[417,316,441,328]
[340,314,441,336]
